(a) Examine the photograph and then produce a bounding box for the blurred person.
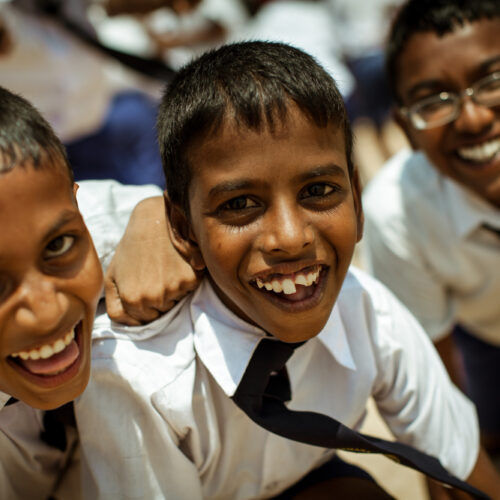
[0,0,166,187]
[363,0,500,479]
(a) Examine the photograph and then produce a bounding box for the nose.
[259,199,314,256]
[14,273,69,333]
[454,95,495,135]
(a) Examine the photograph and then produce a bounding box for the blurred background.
[0,0,418,497]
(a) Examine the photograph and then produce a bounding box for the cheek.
[79,253,104,310]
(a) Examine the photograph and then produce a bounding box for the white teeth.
[11,329,75,361]
[458,139,500,162]
[255,267,321,295]
[295,274,308,286]
[282,279,297,295]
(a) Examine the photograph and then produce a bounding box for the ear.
[351,168,364,243]
[163,191,206,271]
[392,107,418,151]
[72,182,79,207]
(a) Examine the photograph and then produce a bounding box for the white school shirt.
[363,149,500,345]
[0,179,162,499]
[76,267,478,500]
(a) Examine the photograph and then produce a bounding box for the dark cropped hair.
[157,41,353,214]
[0,86,72,181]
[386,0,500,102]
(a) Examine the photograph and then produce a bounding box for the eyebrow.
[294,164,347,183]
[406,55,500,100]
[480,55,500,72]
[208,164,347,198]
[42,210,81,242]
[406,79,444,101]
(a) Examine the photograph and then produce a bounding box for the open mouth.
[7,321,84,387]
[250,264,327,310]
[456,138,500,165]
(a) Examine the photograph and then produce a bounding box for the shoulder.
[90,297,196,393]
[363,149,443,225]
[336,267,424,345]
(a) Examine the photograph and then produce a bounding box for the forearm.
[466,447,500,499]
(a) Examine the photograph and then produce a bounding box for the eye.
[220,196,258,211]
[300,183,335,199]
[44,235,75,259]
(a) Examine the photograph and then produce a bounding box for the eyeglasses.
[399,71,500,130]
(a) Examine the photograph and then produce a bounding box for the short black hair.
[157,41,353,214]
[0,86,73,181]
[386,0,500,103]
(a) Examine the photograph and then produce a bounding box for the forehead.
[396,18,500,98]
[0,165,78,258]
[187,107,348,193]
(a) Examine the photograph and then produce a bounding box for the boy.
[0,86,194,498]
[362,0,500,460]
[76,41,499,498]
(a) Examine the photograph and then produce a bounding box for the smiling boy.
[362,0,500,461]
[0,85,195,498]
[74,41,500,498]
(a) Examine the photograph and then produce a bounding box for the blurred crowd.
[0,0,407,188]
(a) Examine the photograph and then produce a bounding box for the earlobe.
[163,192,206,271]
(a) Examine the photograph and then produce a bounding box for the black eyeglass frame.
[399,71,500,130]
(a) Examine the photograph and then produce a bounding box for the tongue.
[282,284,315,301]
[18,340,79,376]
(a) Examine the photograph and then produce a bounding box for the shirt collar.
[444,177,500,238]
[190,279,356,397]
[0,391,12,409]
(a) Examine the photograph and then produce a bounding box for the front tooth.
[40,345,55,359]
[256,278,264,289]
[271,280,283,293]
[282,279,296,295]
[305,273,314,286]
[295,274,307,286]
[264,282,273,291]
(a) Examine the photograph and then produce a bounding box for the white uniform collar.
[444,176,500,238]
[190,279,356,397]
[0,391,12,409]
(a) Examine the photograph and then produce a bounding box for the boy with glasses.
[363,0,500,469]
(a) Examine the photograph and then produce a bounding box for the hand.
[105,196,201,325]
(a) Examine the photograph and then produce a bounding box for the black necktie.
[232,338,489,500]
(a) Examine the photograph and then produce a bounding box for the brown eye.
[301,183,334,198]
[44,235,75,258]
[221,196,257,211]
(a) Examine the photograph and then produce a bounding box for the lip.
[6,320,84,389]
[250,262,323,282]
[250,265,329,313]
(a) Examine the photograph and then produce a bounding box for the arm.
[434,332,466,390]
[370,280,480,486]
[76,180,200,324]
[104,196,200,325]
[427,448,500,499]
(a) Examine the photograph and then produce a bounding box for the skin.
[168,104,363,343]
[0,162,103,410]
[395,18,500,208]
